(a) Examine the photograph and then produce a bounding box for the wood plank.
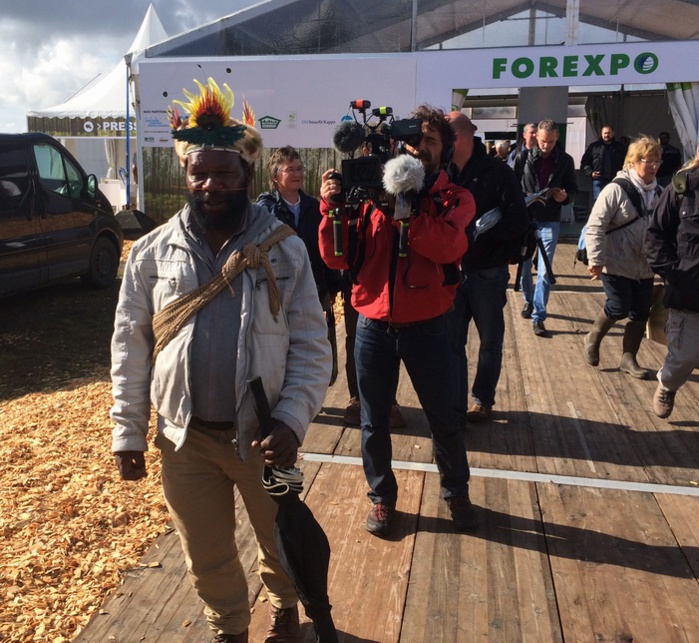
[403,474,562,642]
[656,492,699,578]
[540,483,699,642]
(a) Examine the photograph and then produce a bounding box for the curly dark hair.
[411,104,455,163]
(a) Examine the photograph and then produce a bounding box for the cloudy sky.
[0,0,257,132]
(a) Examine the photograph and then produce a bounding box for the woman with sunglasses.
[583,135,664,379]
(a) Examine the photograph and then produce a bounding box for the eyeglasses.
[280,166,304,175]
[639,159,661,166]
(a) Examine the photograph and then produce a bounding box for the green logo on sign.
[634,52,658,74]
[492,51,659,80]
[259,116,281,130]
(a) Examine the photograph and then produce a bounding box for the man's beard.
[186,189,249,231]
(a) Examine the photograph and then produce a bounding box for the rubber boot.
[584,311,616,366]
[619,320,655,379]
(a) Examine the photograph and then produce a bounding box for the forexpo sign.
[492,51,659,80]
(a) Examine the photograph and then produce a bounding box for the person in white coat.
[110,78,331,643]
[583,135,663,379]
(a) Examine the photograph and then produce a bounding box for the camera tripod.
[513,237,557,292]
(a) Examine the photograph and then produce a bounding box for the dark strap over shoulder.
[611,177,643,214]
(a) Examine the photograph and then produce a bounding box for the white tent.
[27,4,167,209]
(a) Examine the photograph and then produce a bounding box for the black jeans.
[601,273,654,322]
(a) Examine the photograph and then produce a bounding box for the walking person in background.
[447,111,529,425]
[656,131,683,187]
[110,78,331,643]
[256,145,343,389]
[646,148,699,417]
[583,135,664,380]
[495,140,510,161]
[256,145,342,314]
[581,124,625,203]
[513,119,578,338]
[508,122,538,168]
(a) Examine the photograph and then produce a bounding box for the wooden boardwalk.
[76,241,699,643]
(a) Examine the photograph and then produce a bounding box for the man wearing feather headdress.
[110,78,331,642]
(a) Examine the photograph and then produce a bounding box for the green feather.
[172,124,245,147]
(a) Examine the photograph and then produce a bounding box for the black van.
[0,132,123,297]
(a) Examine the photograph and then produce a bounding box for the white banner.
[137,56,417,149]
[136,41,699,150]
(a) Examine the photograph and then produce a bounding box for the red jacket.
[319,170,476,323]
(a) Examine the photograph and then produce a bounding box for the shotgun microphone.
[332,121,366,155]
[382,155,425,257]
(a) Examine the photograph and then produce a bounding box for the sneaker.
[521,302,533,319]
[265,604,301,642]
[365,502,394,537]
[653,385,676,419]
[213,632,248,643]
[466,404,491,423]
[532,320,549,337]
[446,494,479,532]
[343,396,361,426]
[390,403,406,428]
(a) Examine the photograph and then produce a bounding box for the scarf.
[627,168,659,212]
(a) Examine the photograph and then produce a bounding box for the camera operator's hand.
[320,169,342,204]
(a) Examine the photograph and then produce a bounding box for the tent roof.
[28,4,168,119]
[140,0,699,58]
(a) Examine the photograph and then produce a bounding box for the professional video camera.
[331,100,423,204]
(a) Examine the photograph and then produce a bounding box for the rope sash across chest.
[152,224,295,362]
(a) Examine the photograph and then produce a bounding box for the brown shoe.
[343,396,361,426]
[265,604,301,642]
[653,385,676,419]
[389,403,406,428]
[466,404,491,423]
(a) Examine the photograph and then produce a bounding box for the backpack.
[574,177,656,266]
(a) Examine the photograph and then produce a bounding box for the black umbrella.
[326,306,338,387]
[248,377,338,643]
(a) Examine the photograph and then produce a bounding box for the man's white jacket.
[110,202,332,460]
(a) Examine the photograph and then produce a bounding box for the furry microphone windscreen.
[382,154,425,195]
[332,121,366,155]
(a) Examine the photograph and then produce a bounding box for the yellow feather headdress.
[168,77,263,167]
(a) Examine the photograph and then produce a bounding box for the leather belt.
[189,416,236,432]
[386,313,443,329]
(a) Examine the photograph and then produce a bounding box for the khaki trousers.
[658,308,699,392]
[156,427,297,634]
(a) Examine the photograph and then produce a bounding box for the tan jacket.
[585,171,660,280]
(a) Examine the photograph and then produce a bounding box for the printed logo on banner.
[259,116,281,130]
[287,112,297,129]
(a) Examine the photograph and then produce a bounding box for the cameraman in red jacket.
[319,105,477,537]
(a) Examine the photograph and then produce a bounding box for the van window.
[33,144,84,199]
[0,145,31,215]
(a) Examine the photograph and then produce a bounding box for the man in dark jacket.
[580,124,625,202]
[447,111,529,423]
[656,131,683,187]
[514,119,578,337]
[645,160,699,418]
